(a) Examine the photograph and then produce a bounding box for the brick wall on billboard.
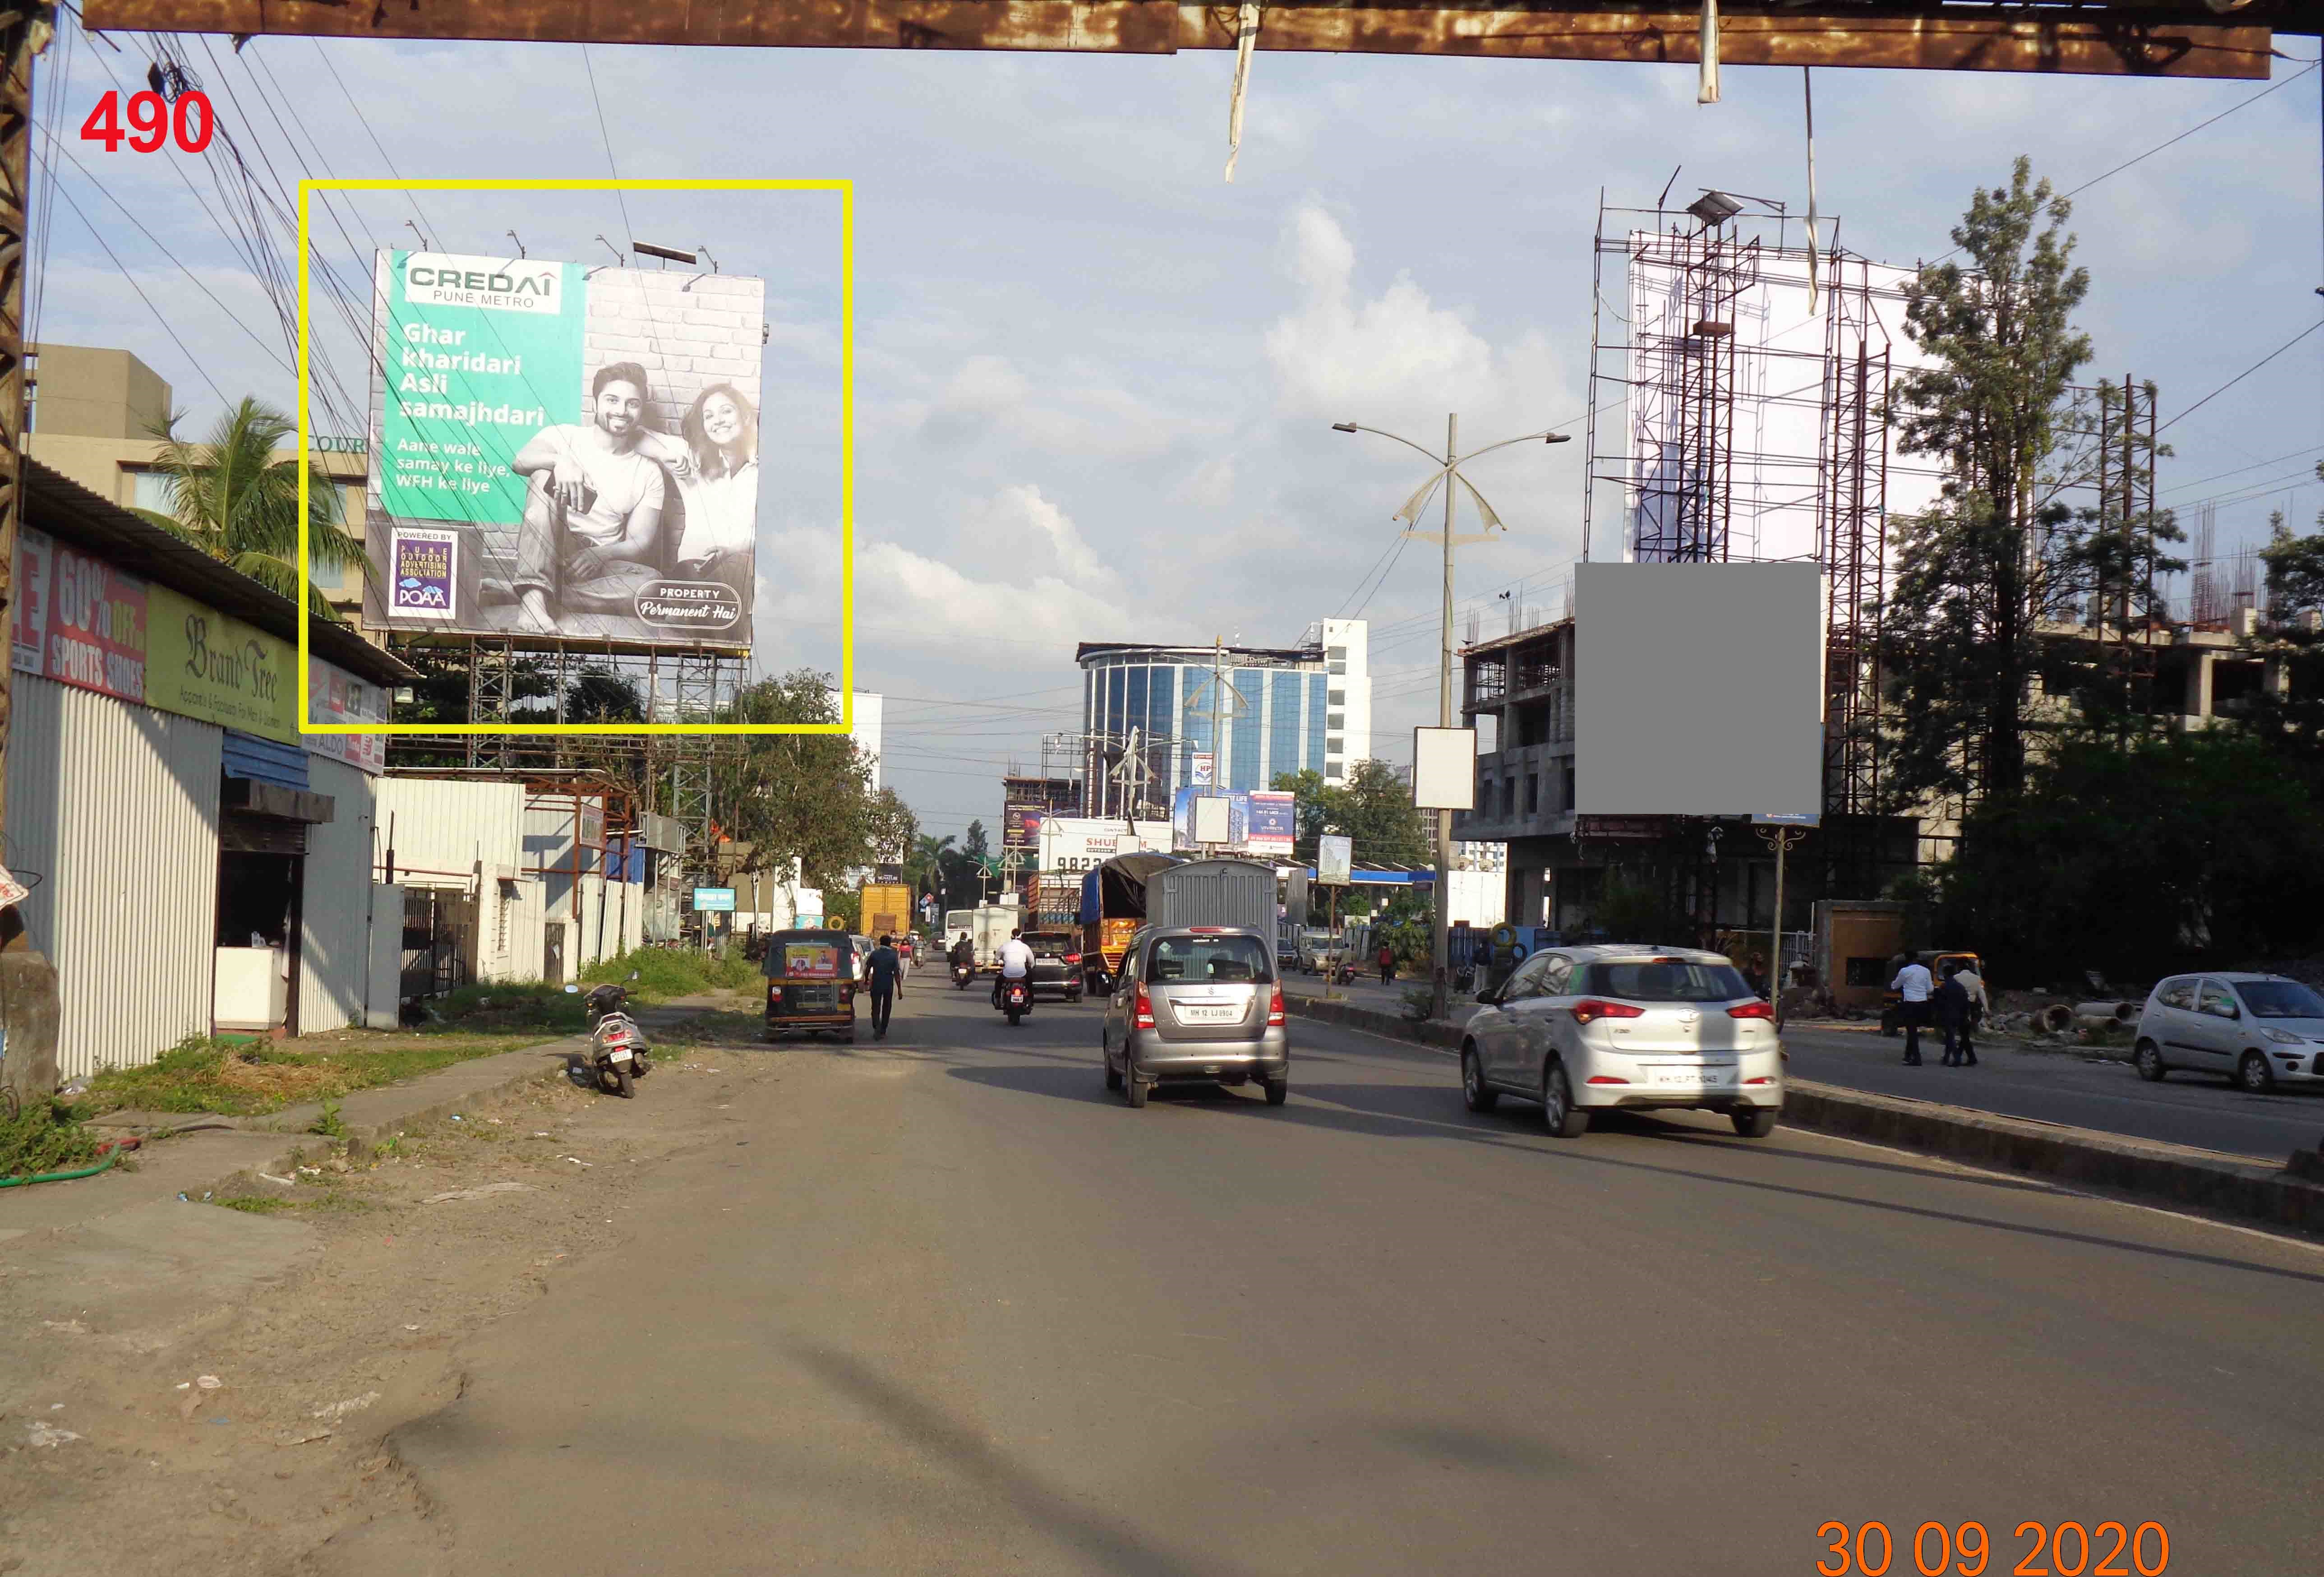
[579,271,764,436]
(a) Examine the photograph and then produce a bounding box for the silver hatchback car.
[1461,944,1784,1138]
[1101,925,1289,1109]
[2132,972,2324,1092]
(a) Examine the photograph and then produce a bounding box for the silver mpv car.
[1101,925,1289,1109]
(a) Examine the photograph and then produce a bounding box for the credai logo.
[401,252,563,316]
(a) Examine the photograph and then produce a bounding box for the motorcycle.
[953,961,976,990]
[998,976,1032,1027]
[582,978,651,1098]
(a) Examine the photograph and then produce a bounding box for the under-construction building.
[1457,193,1925,956]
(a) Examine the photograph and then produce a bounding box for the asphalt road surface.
[387,989,2324,1577]
[1290,974,2324,1160]
[1778,1024,2324,1161]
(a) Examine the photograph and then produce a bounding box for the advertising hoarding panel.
[1411,726,1477,811]
[1572,562,1825,818]
[1316,833,1353,886]
[364,250,766,649]
[1035,818,1171,873]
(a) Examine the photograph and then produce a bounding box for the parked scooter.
[997,976,1033,1027]
[581,976,651,1098]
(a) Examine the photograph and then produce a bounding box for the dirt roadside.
[0,1006,776,1577]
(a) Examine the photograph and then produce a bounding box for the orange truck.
[858,882,913,943]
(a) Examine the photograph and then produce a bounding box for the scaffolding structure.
[1585,194,1906,833]
[389,636,747,873]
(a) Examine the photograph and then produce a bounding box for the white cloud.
[1170,456,1237,509]
[959,484,1118,590]
[1264,203,1498,426]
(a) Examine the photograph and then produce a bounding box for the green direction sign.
[378,250,586,523]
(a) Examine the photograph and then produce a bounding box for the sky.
[28,23,2324,837]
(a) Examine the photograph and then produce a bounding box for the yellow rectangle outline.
[296,176,853,736]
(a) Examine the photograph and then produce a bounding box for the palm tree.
[906,832,954,905]
[133,397,370,618]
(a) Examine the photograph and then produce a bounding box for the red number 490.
[79,90,213,154]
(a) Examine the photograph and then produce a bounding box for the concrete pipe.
[2034,1004,2075,1033]
[2074,1000,2141,1025]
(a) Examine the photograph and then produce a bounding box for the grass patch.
[218,1194,291,1214]
[580,946,759,999]
[0,1100,104,1179]
[74,1034,535,1119]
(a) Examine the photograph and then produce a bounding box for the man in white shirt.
[992,928,1034,1008]
[1891,956,1934,1067]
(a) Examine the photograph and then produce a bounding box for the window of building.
[1327,661,1345,676]
[128,468,172,515]
[1269,670,1300,788]
[1326,735,1344,754]
[1561,764,1576,810]
[1328,688,1345,705]
[1327,646,1347,662]
[1525,773,1539,814]
[1327,712,1344,729]
[1501,778,1516,817]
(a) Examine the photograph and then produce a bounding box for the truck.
[1077,852,1182,990]
[858,881,913,943]
[971,905,1018,971]
[1145,858,1278,938]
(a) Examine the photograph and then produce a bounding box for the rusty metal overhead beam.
[78,1,2277,79]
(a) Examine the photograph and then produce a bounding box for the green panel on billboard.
[378,250,586,523]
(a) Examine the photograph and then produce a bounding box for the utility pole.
[0,9,45,948]
[1331,413,1570,1022]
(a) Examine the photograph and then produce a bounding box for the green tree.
[134,397,369,618]
[906,833,955,902]
[1269,760,1428,867]
[1932,732,2324,981]
[1883,158,2093,805]
[711,671,889,890]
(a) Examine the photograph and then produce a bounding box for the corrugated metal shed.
[5,675,223,1078]
[298,756,377,1036]
[375,777,524,888]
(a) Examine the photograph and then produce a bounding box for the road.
[385,987,2324,1577]
[1286,976,2324,1161]
[1779,1023,2324,1161]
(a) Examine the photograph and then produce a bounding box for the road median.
[1282,991,2324,1236]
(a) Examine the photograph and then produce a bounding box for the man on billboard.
[497,361,667,633]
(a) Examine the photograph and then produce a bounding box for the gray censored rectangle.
[1572,562,1826,818]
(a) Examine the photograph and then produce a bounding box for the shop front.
[6,463,415,1076]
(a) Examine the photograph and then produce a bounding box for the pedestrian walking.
[1891,955,1934,1066]
[1377,941,1396,986]
[865,933,903,1040]
[1949,962,1987,1066]
[1935,965,1974,1066]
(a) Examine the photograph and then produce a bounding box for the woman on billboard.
[637,383,758,603]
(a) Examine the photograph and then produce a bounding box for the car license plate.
[1177,1004,1238,1023]
[1651,1066,1723,1085]
[608,1048,632,1063]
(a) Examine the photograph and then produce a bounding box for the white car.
[1460,945,1785,1138]
[2132,973,2324,1093]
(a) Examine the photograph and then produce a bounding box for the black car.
[1020,930,1086,1002]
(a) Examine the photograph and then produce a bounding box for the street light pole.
[1434,412,1457,1021]
[1332,416,1571,1022]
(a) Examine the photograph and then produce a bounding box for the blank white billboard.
[1411,726,1477,810]
[1572,562,1826,818]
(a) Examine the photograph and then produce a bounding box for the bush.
[0,1099,103,1179]
[579,946,758,999]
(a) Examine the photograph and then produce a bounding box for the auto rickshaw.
[763,928,861,1042]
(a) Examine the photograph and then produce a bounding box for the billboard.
[1572,562,1826,818]
[1035,817,1172,873]
[1167,790,1295,858]
[364,250,766,648]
